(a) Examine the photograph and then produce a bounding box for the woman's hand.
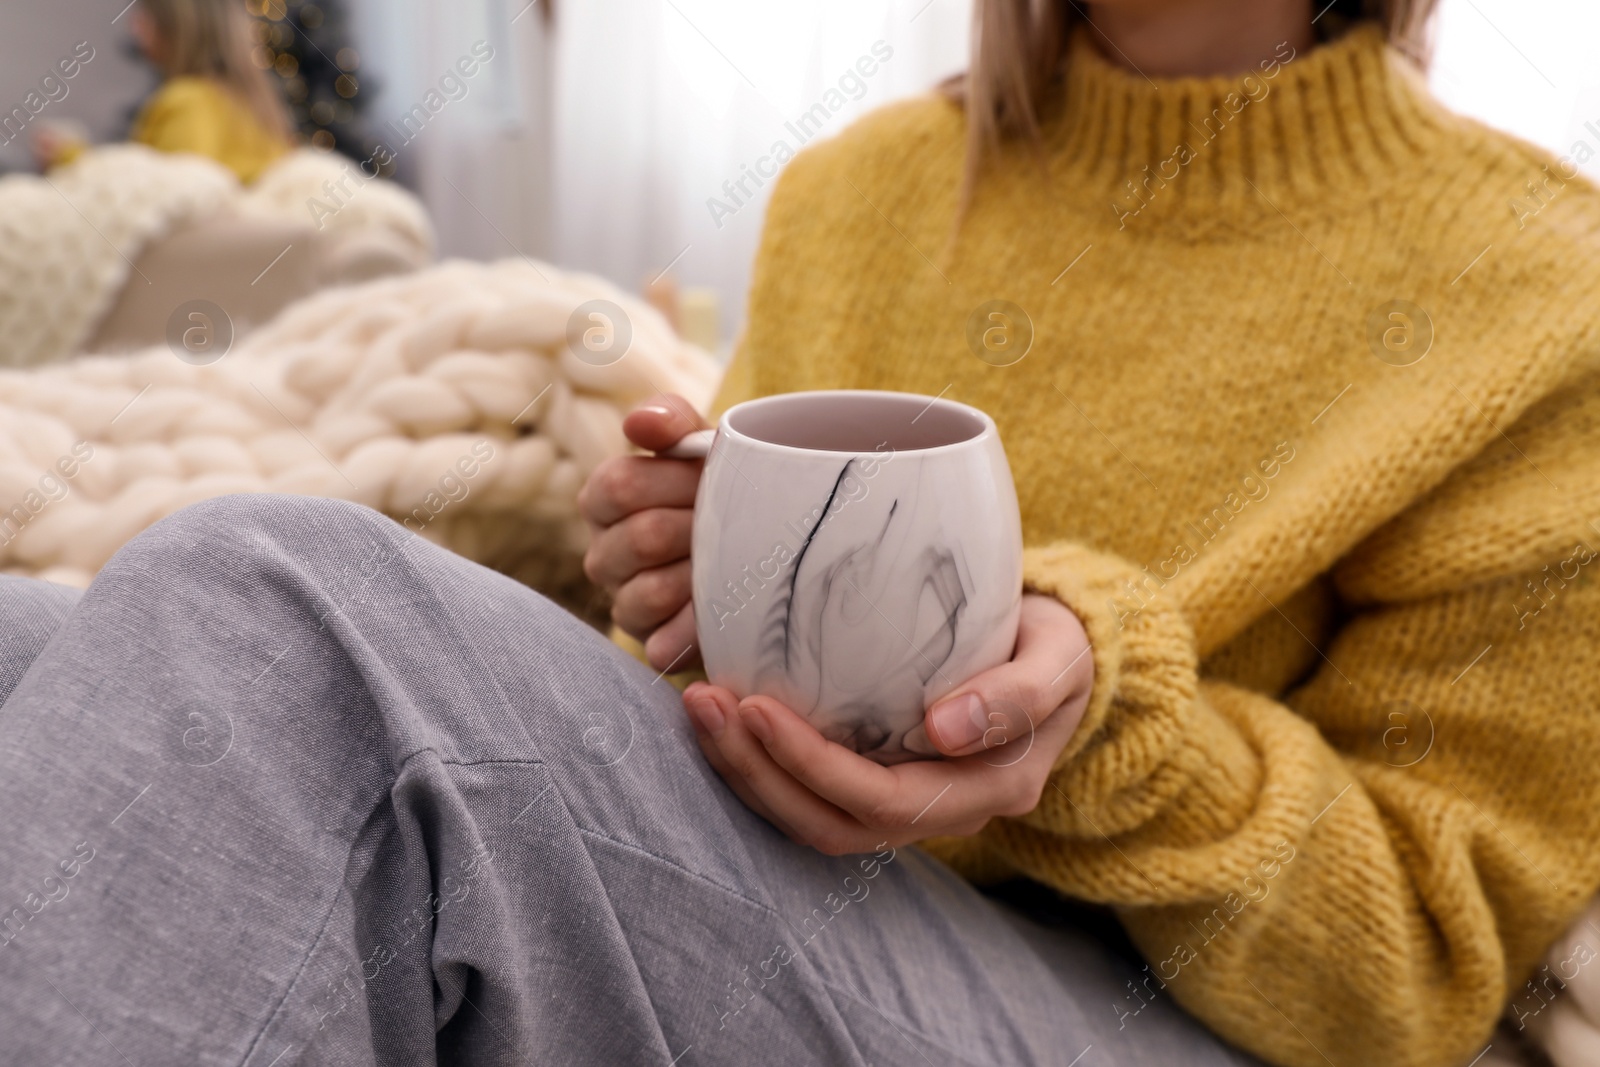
[577,394,708,672]
[681,593,1095,854]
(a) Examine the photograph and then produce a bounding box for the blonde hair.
[947,1,1440,209]
[140,0,293,142]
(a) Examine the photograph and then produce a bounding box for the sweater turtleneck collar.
[1044,22,1450,226]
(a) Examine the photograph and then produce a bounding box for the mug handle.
[656,428,716,460]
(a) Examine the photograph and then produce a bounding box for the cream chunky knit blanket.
[0,145,433,369]
[0,258,718,614]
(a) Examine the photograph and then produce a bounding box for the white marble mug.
[665,390,1023,764]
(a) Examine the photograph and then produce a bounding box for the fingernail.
[739,703,774,745]
[638,404,673,418]
[689,698,725,738]
[929,692,987,751]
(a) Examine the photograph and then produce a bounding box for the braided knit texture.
[0,146,233,369]
[0,144,433,369]
[714,24,1600,1067]
[238,146,433,258]
[0,258,718,615]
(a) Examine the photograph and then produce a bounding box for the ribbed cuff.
[1020,541,1200,835]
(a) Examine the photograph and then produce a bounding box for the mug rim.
[715,389,997,458]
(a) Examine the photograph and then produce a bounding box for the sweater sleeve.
[929,379,1600,1067]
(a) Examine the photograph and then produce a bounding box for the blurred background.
[0,0,1592,359]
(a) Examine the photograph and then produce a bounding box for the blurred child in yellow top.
[37,0,293,183]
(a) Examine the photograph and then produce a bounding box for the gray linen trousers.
[0,494,1257,1066]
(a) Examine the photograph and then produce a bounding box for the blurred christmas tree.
[246,0,393,176]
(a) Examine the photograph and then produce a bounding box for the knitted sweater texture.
[712,24,1600,1067]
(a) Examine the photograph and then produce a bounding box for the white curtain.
[345,0,1597,357]
[550,0,972,354]
[1429,0,1600,163]
[349,0,554,263]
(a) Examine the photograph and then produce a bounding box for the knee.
[114,493,402,578]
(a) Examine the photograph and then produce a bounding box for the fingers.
[577,395,710,660]
[691,730,799,840]
[621,393,710,453]
[924,595,1093,758]
[643,600,700,673]
[688,717,800,840]
[684,593,1097,854]
[741,695,1014,833]
[578,455,701,530]
[583,504,693,589]
[733,695,900,817]
[693,684,1039,849]
[684,685,862,852]
[610,559,692,639]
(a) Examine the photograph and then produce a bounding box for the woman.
[590,0,1600,1064]
[37,0,292,181]
[0,6,1593,1067]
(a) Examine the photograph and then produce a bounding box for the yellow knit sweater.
[710,24,1600,1067]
